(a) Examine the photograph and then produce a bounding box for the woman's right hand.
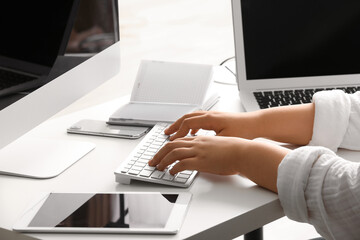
[165,111,262,140]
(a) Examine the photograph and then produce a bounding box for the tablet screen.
[28,193,179,229]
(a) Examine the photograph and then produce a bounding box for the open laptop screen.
[0,1,76,73]
[241,0,360,80]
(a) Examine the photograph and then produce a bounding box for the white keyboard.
[115,122,214,188]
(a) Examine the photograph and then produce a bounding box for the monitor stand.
[0,137,95,179]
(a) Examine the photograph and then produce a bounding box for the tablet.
[13,192,192,234]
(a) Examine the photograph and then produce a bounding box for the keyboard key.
[146,148,157,153]
[174,177,188,183]
[157,135,168,140]
[143,152,155,157]
[139,156,151,161]
[144,165,156,171]
[162,171,175,181]
[132,166,144,171]
[137,159,149,164]
[177,173,191,179]
[151,170,165,179]
[134,162,147,168]
[139,169,153,177]
[155,138,163,143]
[120,168,129,173]
[180,170,193,175]
[126,163,134,168]
[128,169,141,175]
[152,142,163,147]
[148,146,160,150]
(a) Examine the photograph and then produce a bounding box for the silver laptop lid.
[232,0,360,92]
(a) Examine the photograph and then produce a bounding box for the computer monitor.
[0,0,79,105]
[0,0,120,178]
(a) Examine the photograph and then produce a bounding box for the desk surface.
[0,85,284,240]
[0,1,284,239]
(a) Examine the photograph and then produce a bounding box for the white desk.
[0,80,284,240]
[0,1,284,239]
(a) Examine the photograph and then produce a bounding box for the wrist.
[236,139,290,192]
[251,110,266,139]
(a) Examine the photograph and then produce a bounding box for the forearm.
[255,103,315,145]
[236,140,290,193]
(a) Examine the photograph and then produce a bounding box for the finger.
[190,129,199,135]
[148,140,193,166]
[175,136,196,141]
[156,148,195,171]
[170,115,217,140]
[164,111,205,135]
[169,158,198,175]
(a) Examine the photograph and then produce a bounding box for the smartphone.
[67,119,150,139]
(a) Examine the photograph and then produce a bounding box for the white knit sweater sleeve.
[277,147,360,240]
[277,90,360,239]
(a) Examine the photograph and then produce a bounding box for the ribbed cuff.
[339,92,360,150]
[309,90,351,152]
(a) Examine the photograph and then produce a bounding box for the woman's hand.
[149,135,246,175]
[148,135,290,193]
[165,111,262,140]
[166,102,315,146]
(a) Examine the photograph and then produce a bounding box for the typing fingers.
[155,148,195,171]
[169,114,217,140]
[169,159,197,175]
[164,111,206,135]
[190,129,200,135]
[148,139,194,167]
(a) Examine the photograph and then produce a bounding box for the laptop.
[231,0,360,111]
[0,1,79,98]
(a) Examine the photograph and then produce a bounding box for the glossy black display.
[0,1,75,68]
[29,193,178,228]
[241,0,360,80]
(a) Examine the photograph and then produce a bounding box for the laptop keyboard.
[254,86,360,109]
[115,122,215,188]
[0,69,36,90]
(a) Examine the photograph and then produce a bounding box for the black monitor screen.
[0,1,76,67]
[241,0,360,80]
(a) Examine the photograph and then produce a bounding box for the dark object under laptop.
[0,1,79,97]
